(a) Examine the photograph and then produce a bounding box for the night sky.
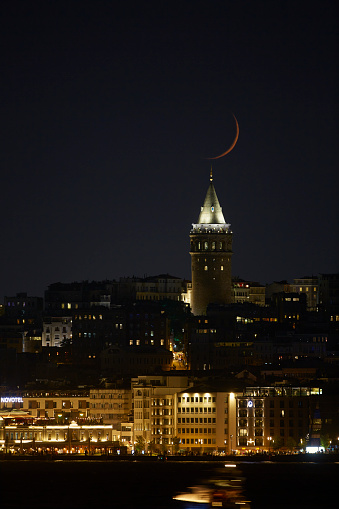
[1,1,338,300]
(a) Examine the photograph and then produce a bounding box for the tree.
[135,435,145,454]
[272,436,284,451]
[285,437,297,452]
[148,439,157,455]
[172,436,180,454]
[321,433,331,450]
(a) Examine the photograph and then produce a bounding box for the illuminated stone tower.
[190,169,233,315]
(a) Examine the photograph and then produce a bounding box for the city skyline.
[1,1,338,300]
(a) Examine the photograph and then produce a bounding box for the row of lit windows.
[194,241,224,251]
[178,417,216,424]
[129,339,164,345]
[74,314,103,320]
[91,393,124,399]
[180,438,216,445]
[178,428,216,434]
[91,403,123,409]
[178,407,216,414]
[178,396,215,403]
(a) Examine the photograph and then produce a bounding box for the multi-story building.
[0,409,119,454]
[290,276,318,311]
[72,306,126,345]
[89,387,132,428]
[318,273,339,317]
[126,301,170,349]
[4,292,43,321]
[0,384,324,454]
[190,170,233,315]
[265,281,291,302]
[132,375,191,452]
[100,346,173,375]
[271,292,307,326]
[176,386,237,454]
[233,278,266,306]
[135,274,185,302]
[42,316,72,347]
[254,333,328,364]
[176,385,322,454]
[236,386,322,452]
[0,390,90,421]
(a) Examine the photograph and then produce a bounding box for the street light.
[267,436,272,454]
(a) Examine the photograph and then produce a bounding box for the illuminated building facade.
[0,390,90,421]
[236,387,322,452]
[176,388,237,454]
[190,171,233,315]
[132,375,190,452]
[0,410,119,454]
[89,388,132,428]
[176,386,322,454]
[42,316,72,347]
[0,385,323,454]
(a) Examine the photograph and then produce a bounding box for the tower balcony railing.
[191,223,231,233]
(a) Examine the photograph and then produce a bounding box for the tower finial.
[210,164,213,182]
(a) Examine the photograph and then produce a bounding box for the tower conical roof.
[197,181,226,224]
[192,171,230,231]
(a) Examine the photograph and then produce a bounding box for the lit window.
[204,266,208,271]
[221,266,224,271]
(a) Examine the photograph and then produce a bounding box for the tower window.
[211,206,214,212]
[219,242,223,250]
[212,242,216,250]
[204,242,208,250]
[204,266,208,271]
[221,266,224,271]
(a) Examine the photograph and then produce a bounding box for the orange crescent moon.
[206,114,239,159]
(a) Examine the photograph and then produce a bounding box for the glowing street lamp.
[267,436,272,453]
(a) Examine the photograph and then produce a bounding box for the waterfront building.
[175,385,322,455]
[236,386,322,452]
[0,384,324,455]
[132,375,191,452]
[89,387,132,428]
[176,386,237,454]
[0,390,90,421]
[0,409,119,454]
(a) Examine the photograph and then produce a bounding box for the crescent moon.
[206,114,239,159]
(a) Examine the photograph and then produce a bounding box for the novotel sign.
[1,397,24,403]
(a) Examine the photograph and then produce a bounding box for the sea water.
[0,459,337,508]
